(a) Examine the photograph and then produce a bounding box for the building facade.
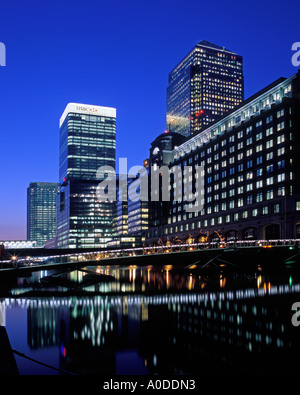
[111,171,149,247]
[128,199,148,236]
[148,131,186,233]
[166,40,244,138]
[114,177,129,237]
[146,70,300,244]
[56,103,116,248]
[27,182,58,247]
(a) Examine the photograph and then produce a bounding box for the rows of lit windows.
[171,169,290,209]
[170,45,242,80]
[173,79,294,160]
[165,203,281,235]
[175,115,290,171]
[171,299,287,354]
[167,43,243,136]
[171,185,287,215]
[166,97,296,230]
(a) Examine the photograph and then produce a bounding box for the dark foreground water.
[1,262,300,375]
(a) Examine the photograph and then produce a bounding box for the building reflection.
[4,277,300,374]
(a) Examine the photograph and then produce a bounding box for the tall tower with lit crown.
[166,40,244,137]
[57,103,116,248]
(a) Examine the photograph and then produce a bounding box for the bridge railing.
[1,239,300,268]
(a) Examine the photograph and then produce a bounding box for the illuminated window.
[266,115,273,123]
[277,109,284,118]
[262,206,269,215]
[256,144,263,153]
[256,132,263,141]
[266,190,274,200]
[278,160,285,169]
[277,121,284,131]
[277,135,285,144]
[242,210,248,219]
[256,192,263,202]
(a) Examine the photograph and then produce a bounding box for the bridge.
[1,239,300,278]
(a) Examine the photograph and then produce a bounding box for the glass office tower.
[57,103,116,248]
[27,182,58,247]
[167,40,244,137]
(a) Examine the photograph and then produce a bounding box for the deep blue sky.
[0,0,299,240]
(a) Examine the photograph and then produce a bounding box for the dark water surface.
[1,262,300,375]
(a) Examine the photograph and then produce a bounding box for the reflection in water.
[3,275,300,375]
[9,264,211,296]
[2,264,300,375]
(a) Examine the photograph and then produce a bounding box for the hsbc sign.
[59,103,116,127]
[76,106,98,113]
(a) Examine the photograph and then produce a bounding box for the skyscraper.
[166,40,244,137]
[27,182,58,247]
[56,103,116,248]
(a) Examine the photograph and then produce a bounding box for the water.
[1,263,300,375]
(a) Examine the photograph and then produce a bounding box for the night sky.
[0,0,299,240]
